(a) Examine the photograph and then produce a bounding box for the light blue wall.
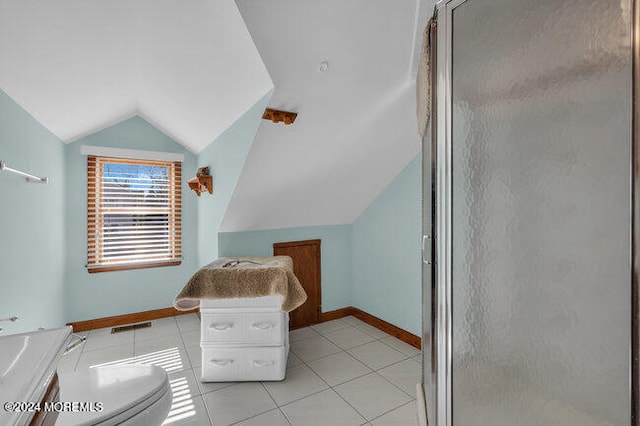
[352,155,421,335]
[197,91,271,266]
[64,116,199,322]
[218,225,352,312]
[0,90,67,334]
[217,156,422,334]
[0,86,419,336]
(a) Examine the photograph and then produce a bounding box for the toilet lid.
[57,364,169,426]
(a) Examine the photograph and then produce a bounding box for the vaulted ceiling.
[220,0,432,231]
[0,0,273,153]
[0,0,432,232]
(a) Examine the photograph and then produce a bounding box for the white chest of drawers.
[199,296,289,382]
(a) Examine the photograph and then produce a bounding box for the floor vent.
[111,322,151,334]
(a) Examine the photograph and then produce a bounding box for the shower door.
[427,0,637,425]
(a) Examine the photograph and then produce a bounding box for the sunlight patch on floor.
[162,375,196,425]
[90,347,185,373]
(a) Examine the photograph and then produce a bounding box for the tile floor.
[58,314,421,426]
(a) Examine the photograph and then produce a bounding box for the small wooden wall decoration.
[263,108,297,125]
[188,167,213,196]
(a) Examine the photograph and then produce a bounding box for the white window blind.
[87,156,182,273]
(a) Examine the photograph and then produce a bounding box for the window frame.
[87,155,182,273]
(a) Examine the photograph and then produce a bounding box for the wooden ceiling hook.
[188,166,213,196]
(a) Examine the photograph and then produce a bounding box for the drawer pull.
[253,360,275,368]
[210,322,234,330]
[210,359,234,367]
[252,322,275,330]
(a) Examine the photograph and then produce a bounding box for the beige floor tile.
[162,394,212,426]
[334,373,412,421]
[202,383,276,425]
[135,317,180,341]
[311,319,349,335]
[378,359,421,397]
[134,335,191,374]
[233,409,290,426]
[289,326,319,343]
[281,389,366,426]
[370,401,418,426]
[287,351,304,369]
[263,364,328,405]
[185,344,202,368]
[135,333,186,355]
[83,326,134,352]
[307,352,372,387]
[65,313,421,426]
[380,336,420,357]
[291,334,342,362]
[76,344,135,370]
[341,316,366,327]
[324,327,376,350]
[176,313,201,333]
[168,368,202,400]
[353,323,391,340]
[347,341,407,371]
[192,367,237,395]
[180,329,200,348]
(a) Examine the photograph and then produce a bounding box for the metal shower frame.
[425,0,640,424]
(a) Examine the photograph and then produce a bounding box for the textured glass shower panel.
[450,0,631,425]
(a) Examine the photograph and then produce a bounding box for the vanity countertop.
[0,326,72,425]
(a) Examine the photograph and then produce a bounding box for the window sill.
[87,260,182,274]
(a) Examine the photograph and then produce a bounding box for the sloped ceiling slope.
[220,0,431,232]
[0,0,272,153]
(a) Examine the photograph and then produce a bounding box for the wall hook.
[188,167,213,196]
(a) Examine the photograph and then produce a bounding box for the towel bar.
[0,161,48,184]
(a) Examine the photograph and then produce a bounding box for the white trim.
[80,146,184,162]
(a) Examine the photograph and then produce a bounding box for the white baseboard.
[416,382,428,425]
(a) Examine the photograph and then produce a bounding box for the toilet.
[56,364,172,426]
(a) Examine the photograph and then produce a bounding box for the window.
[87,156,182,273]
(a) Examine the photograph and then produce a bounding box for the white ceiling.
[220,0,433,232]
[0,0,272,153]
[0,0,434,232]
